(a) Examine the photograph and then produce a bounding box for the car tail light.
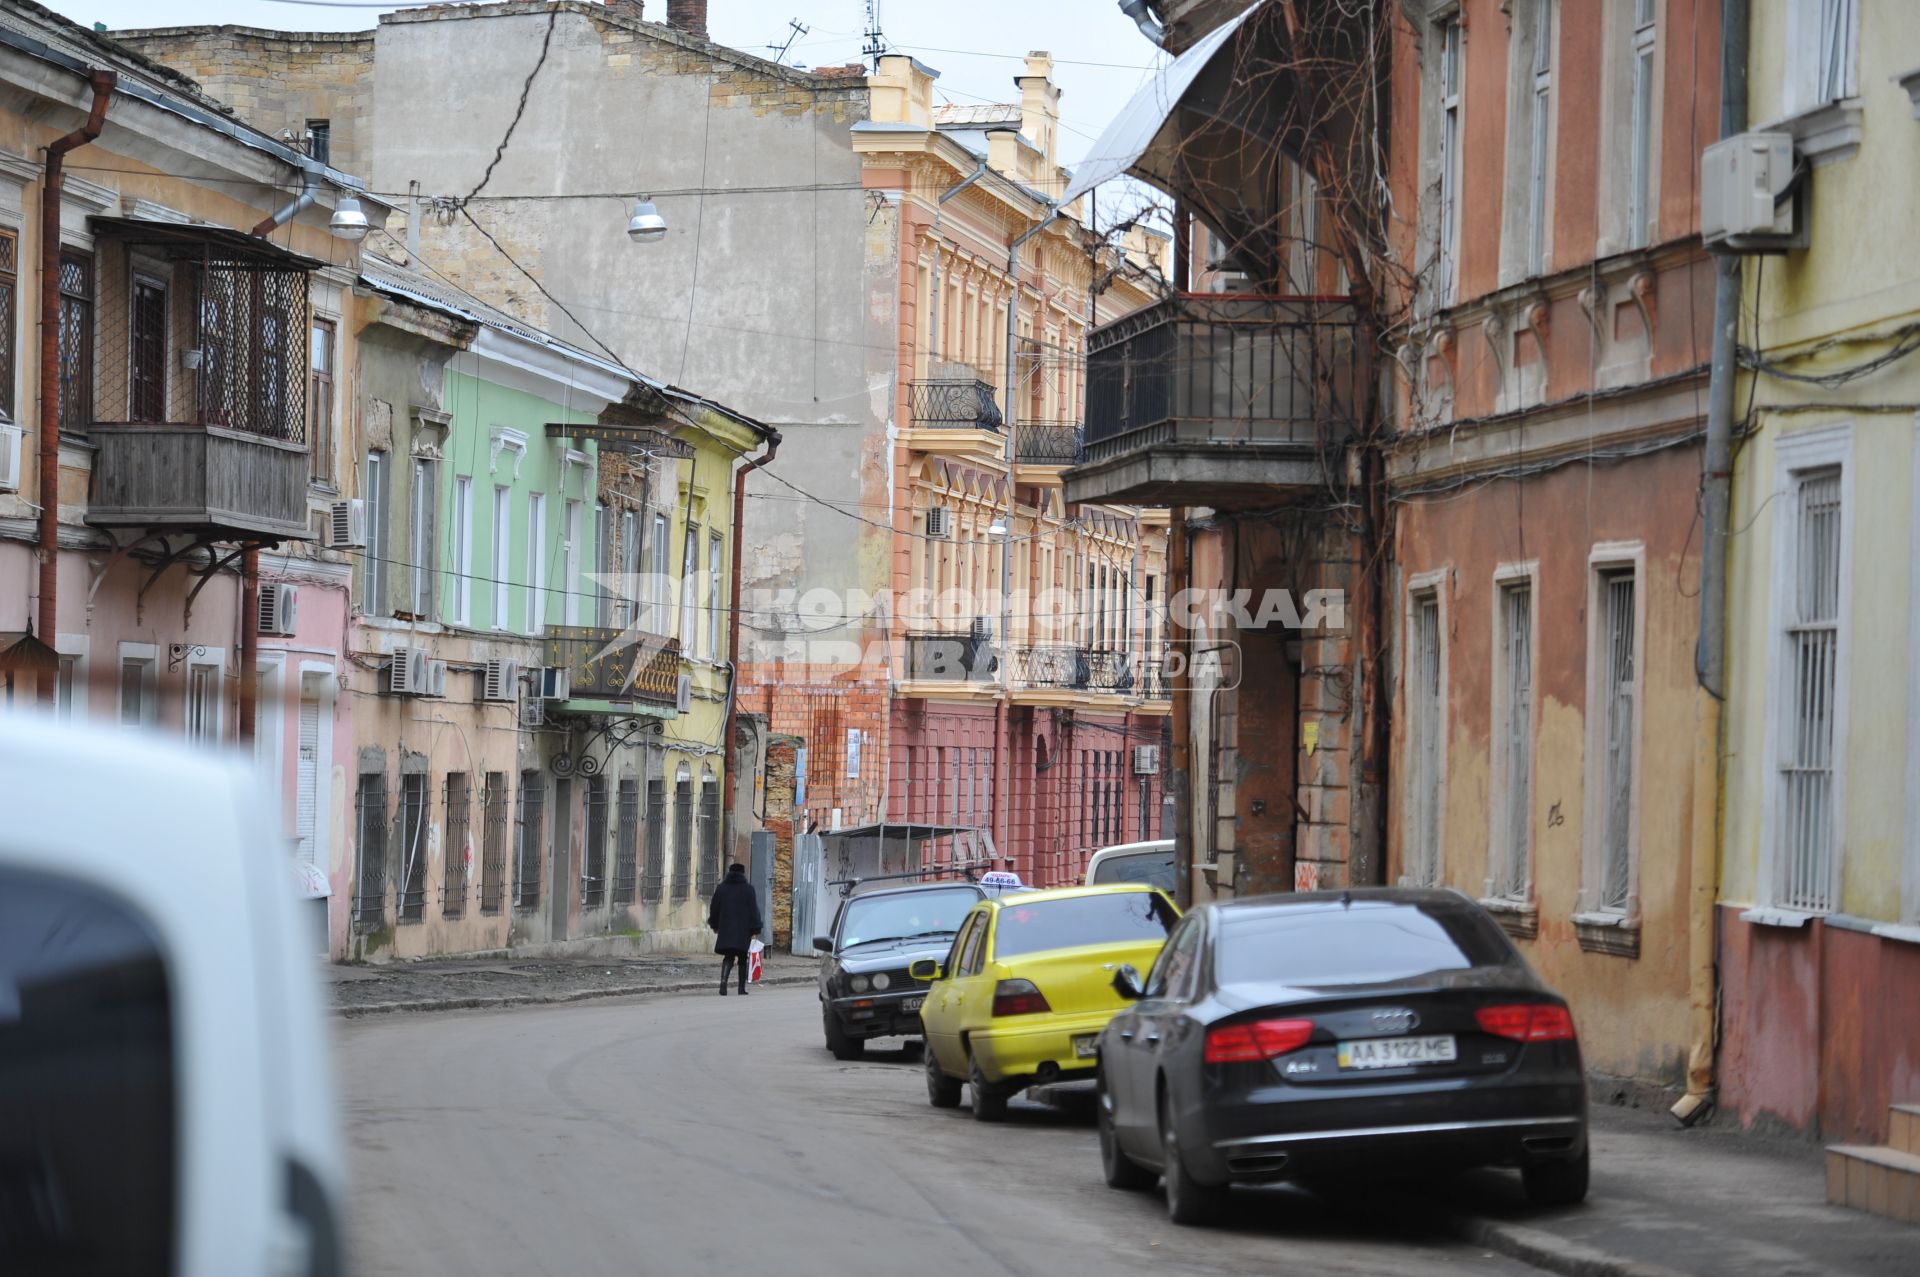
[1204,1018,1314,1064]
[991,979,1051,1017]
[1475,1003,1577,1042]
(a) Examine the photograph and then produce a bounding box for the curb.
[1444,1214,1694,1277]
[334,972,817,1018]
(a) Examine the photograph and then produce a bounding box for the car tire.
[968,1053,1008,1123]
[1159,1086,1226,1226]
[1522,1146,1590,1208]
[1098,1067,1154,1191]
[824,1007,865,1061]
[924,1045,962,1108]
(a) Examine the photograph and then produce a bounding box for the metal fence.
[910,377,1003,431]
[1013,420,1083,466]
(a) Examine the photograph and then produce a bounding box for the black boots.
[719,954,749,996]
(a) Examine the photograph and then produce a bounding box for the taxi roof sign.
[979,870,1023,888]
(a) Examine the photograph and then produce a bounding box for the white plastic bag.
[747,937,765,983]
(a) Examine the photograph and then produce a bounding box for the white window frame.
[1628,0,1659,250]
[679,523,699,649]
[1401,570,1449,888]
[594,502,611,628]
[117,641,158,728]
[491,484,512,631]
[649,513,672,634]
[1527,1,1555,276]
[617,509,640,629]
[54,632,89,720]
[1577,542,1647,925]
[185,647,227,745]
[1486,562,1538,907]
[1785,0,1859,117]
[409,456,438,620]
[295,665,336,875]
[526,492,547,634]
[364,450,389,616]
[1754,425,1854,922]
[451,474,473,626]
[563,497,584,627]
[708,531,724,662]
[1436,16,1465,306]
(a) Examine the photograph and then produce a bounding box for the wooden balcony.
[86,422,310,541]
[1065,296,1368,509]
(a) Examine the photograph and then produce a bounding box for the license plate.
[902,996,924,1013]
[1337,1035,1457,1069]
[1073,1034,1099,1059]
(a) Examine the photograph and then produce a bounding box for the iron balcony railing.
[1013,421,1084,466]
[541,626,681,706]
[1082,295,1367,463]
[1008,645,1135,694]
[903,630,997,682]
[910,378,1004,432]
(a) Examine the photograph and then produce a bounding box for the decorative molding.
[1768,99,1864,166]
[118,196,191,225]
[489,426,529,479]
[62,175,118,213]
[0,149,41,187]
[1894,67,1920,119]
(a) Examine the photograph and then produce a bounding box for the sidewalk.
[327,949,818,1016]
[1418,1102,1915,1277]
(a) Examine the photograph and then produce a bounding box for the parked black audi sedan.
[1095,888,1589,1225]
[815,880,986,1060]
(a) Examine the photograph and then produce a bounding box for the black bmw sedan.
[1095,888,1589,1225]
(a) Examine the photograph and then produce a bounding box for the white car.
[1083,839,1176,892]
[0,715,344,1276]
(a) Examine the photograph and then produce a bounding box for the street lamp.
[328,194,370,243]
[988,516,1009,539]
[627,197,667,244]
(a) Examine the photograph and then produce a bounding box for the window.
[514,771,545,911]
[526,493,546,632]
[1527,1,1555,275]
[410,458,439,619]
[1436,18,1464,304]
[185,658,221,744]
[563,498,584,626]
[1490,578,1534,902]
[450,476,473,626]
[584,775,608,909]
[1628,0,1657,249]
[679,524,699,648]
[1581,559,1641,918]
[118,650,156,727]
[697,768,721,896]
[397,772,428,922]
[364,451,389,616]
[643,776,666,902]
[671,766,694,900]
[1144,916,1202,1000]
[129,276,167,422]
[1287,161,1319,295]
[492,485,512,630]
[306,118,331,165]
[614,776,641,905]
[1406,587,1444,887]
[990,891,1176,961]
[1216,899,1519,988]
[57,251,92,432]
[1778,469,1843,912]
[649,514,671,634]
[309,319,336,484]
[708,533,724,660]
[480,771,508,913]
[353,770,388,931]
[1785,0,1858,116]
[443,772,470,918]
[55,653,80,717]
[839,887,981,947]
[595,504,612,628]
[0,228,16,417]
[617,509,640,627]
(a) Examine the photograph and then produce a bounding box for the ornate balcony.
[902,630,997,683]
[1008,645,1135,694]
[1065,296,1368,509]
[1013,421,1084,468]
[542,626,681,710]
[910,377,1003,432]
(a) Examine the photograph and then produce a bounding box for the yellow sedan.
[910,884,1179,1121]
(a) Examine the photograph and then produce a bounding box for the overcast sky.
[42,0,1168,171]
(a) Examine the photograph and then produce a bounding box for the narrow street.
[337,986,1533,1277]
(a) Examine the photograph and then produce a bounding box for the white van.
[1083,839,1177,892]
[0,716,343,1276]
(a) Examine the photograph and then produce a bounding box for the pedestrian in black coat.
[708,862,763,996]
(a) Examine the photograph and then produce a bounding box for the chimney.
[603,0,643,17]
[666,0,707,38]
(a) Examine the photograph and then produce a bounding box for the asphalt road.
[337,984,1538,1277]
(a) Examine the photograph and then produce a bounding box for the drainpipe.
[1167,507,1192,909]
[722,429,781,866]
[1117,0,1165,47]
[33,69,115,704]
[1676,0,1748,1129]
[250,170,320,238]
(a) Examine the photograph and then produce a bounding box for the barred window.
[353,771,388,932]
[514,771,545,911]
[1407,592,1443,886]
[583,775,608,909]
[1597,569,1638,912]
[671,766,693,900]
[1491,581,1534,902]
[1778,470,1842,913]
[613,777,640,905]
[697,768,721,897]
[443,772,470,918]
[642,777,666,903]
[57,252,92,433]
[396,773,428,922]
[480,772,508,913]
[0,228,16,417]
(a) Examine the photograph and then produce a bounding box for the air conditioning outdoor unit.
[0,422,21,492]
[327,499,367,549]
[423,660,448,699]
[969,616,994,642]
[388,645,430,696]
[535,666,571,701]
[675,672,693,714]
[925,506,952,539]
[257,583,299,636]
[482,658,519,702]
[1701,131,1803,253]
[1133,744,1161,775]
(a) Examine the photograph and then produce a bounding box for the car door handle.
[1144,1033,1161,1047]
[1117,1029,1134,1042]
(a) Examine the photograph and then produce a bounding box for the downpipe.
[721,431,780,864]
[251,171,320,238]
[33,68,115,702]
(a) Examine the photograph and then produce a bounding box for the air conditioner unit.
[675,672,693,714]
[1701,131,1803,253]
[423,660,448,699]
[1133,744,1160,775]
[969,616,994,642]
[0,422,21,492]
[925,506,952,539]
[535,666,571,701]
[327,499,367,549]
[257,583,299,636]
[482,658,519,702]
[388,645,429,696]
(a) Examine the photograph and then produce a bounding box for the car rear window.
[1217,900,1518,988]
[839,886,982,948]
[1090,850,1176,892]
[992,891,1176,959]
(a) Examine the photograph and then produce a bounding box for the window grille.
[396,773,429,922]
[1780,470,1842,912]
[1409,594,1443,886]
[1599,570,1637,910]
[613,777,640,904]
[584,775,608,909]
[480,772,508,913]
[642,777,666,902]
[0,228,16,417]
[443,772,470,917]
[353,771,388,931]
[1494,583,1533,900]
[697,773,722,897]
[57,252,92,432]
[514,771,545,911]
[672,770,694,900]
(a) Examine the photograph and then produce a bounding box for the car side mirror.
[813,936,833,953]
[908,958,943,982]
[1111,964,1145,1000]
